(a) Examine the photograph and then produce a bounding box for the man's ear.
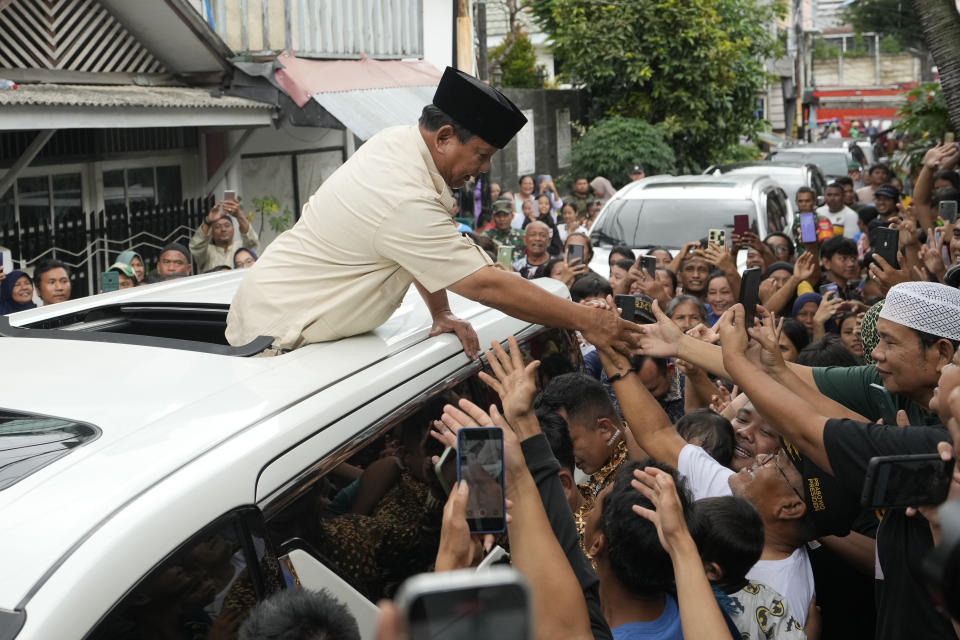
[589,531,606,559]
[775,494,807,521]
[935,340,955,371]
[557,468,576,495]
[433,124,457,153]
[703,561,724,582]
[596,417,617,438]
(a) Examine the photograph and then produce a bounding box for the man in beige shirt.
[226,67,642,357]
[189,198,260,272]
[854,163,891,206]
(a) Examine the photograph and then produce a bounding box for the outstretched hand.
[631,466,692,556]
[747,309,789,374]
[717,303,752,372]
[632,298,685,358]
[580,295,645,358]
[429,311,480,360]
[478,336,540,424]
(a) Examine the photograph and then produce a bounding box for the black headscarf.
[0,270,36,315]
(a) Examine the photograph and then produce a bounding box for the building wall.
[813,54,920,86]
[422,0,455,72]
[487,88,582,188]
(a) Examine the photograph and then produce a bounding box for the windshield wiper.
[591,230,622,245]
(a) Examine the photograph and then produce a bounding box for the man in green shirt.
[484,198,526,260]
[566,177,592,216]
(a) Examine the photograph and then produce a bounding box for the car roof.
[710,162,810,174]
[0,271,557,608]
[617,174,774,200]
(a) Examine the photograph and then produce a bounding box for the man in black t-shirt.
[715,301,960,640]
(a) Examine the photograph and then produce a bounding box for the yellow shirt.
[225,126,492,349]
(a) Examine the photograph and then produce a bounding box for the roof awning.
[0,84,275,130]
[273,51,442,140]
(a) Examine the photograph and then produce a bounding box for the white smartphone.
[1,247,12,277]
[395,567,532,640]
[223,189,237,202]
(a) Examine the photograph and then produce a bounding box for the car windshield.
[592,198,756,249]
[769,151,848,177]
[0,411,100,491]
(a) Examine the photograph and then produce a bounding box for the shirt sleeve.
[677,443,735,500]
[374,200,492,293]
[241,225,260,252]
[811,364,880,419]
[189,224,211,258]
[823,418,951,496]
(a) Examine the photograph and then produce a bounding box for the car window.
[0,410,100,491]
[769,151,848,177]
[86,509,283,640]
[766,190,788,233]
[262,328,582,603]
[592,198,756,248]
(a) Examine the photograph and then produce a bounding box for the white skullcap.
[879,281,960,341]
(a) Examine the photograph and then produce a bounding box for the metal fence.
[0,197,214,298]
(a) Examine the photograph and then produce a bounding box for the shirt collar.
[413,126,455,212]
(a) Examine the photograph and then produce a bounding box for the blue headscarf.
[0,270,36,315]
[791,292,822,318]
[233,247,258,267]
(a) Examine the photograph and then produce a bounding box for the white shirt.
[677,444,814,625]
[816,204,859,239]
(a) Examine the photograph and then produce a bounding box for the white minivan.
[0,271,582,640]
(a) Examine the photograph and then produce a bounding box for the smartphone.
[869,382,898,425]
[476,545,510,570]
[567,244,584,266]
[708,228,726,248]
[940,200,958,224]
[395,567,532,640]
[873,226,900,269]
[497,245,514,270]
[738,268,762,330]
[1,247,12,277]
[614,293,655,324]
[819,283,838,297]
[223,189,237,202]
[734,214,750,235]
[434,446,457,496]
[457,427,505,534]
[799,213,817,243]
[99,271,119,293]
[860,453,953,509]
[639,255,657,278]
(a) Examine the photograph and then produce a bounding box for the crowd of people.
[227,139,960,639]
[0,199,261,313]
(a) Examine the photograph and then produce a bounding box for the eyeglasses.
[772,246,791,254]
[758,451,804,503]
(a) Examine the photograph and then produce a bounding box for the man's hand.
[867,254,910,295]
[717,303,751,372]
[435,480,498,572]
[580,295,645,358]
[438,399,527,482]
[632,298,685,358]
[204,204,223,226]
[793,250,817,283]
[221,199,243,219]
[630,466,694,557]
[814,291,844,328]
[478,336,540,425]
[429,311,480,360]
[748,309,789,375]
[702,242,736,273]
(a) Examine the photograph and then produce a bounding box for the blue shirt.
[611,593,683,640]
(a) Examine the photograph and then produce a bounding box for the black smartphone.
[738,268,762,330]
[639,256,657,278]
[566,244,585,266]
[614,293,655,324]
[860,453,953,509]
[873,226,900,269]
[457,427,506,534]
[940,200,958,224]
[819,283,838,297]
[869,383,898,425]
[396,567,533,640]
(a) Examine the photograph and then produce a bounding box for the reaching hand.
[630,467,693,556]
[580,295,645,358]
[868,254,909,295]
[438,399,527,480]
[430,311,480,360]
[717,303,750,369]
[702,242,735,273]
[709,381,739,414]
[793,250,817,283]
[747,309,789,374]
[814,290,844,327]
[478,336,540,424]
[684,323,719,345]
[632,298,685,358]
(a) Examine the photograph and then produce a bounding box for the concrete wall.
[487,88,583,188]
[813,54,920,86]
[422,0,455,72]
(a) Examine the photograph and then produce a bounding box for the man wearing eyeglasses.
[591,342,817,630]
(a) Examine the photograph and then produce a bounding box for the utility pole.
[476,0,488,81]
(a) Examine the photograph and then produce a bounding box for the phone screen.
[639,256,657,278]
[819,283,838,297]
[738,268,762,330]
[223,189,237,202]
[408,580,529,640]
[734,214,750,235]
[457,428,505,534]
[873,227,900,269]
[100,271,119,293]
[861,453,952,509]
[799,213,817,243]
[614,294,636,322]
[869,382,898,426]
[567,244,584,266]
[497,245,514,269]
[940,200,958,224]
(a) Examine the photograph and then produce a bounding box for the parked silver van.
[703,161,827,205]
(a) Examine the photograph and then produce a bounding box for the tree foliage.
[489,29,541,88]
[892,82,954,174]
[529,0,778,172]
[570,117,676,188]
[840,0,925,50]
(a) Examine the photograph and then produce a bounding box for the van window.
[86,509,283,640]
[262,328,582,602]
[592,198,757,249]
[766,191,788,234]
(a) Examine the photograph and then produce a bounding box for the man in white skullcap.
[713,294,959,640]
[227,67,643,358]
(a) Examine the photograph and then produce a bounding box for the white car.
[0,271,582,640]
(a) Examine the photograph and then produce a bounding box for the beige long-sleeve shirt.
[189,224,260,272]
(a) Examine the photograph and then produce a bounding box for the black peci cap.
[432,67,527,149]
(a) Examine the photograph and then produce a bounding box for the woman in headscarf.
[589,176,617,204]
[0,270,36,315]
[115,249,145,283]
[233,247,258,269]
